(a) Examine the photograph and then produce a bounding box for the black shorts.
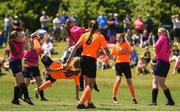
[41,55,54,68]
[177,68,180,73]
[174,28,180,37]
[23,67,40,78]
[46,73,56,83]
[9,59,22,76]
[153,60,170,77]
[80,56,96,78]
[115,63,132,79]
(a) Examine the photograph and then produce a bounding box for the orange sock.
[39,80,52,91]
[87,89,92,103]
[79,86,91,104]
[112,82,120,98]
[128,84,135,98]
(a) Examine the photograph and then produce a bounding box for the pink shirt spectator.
[10,41,25,60]
[24,49,39,66]
[155,35,171,62]
[69,26,85,46]
[134,19,144,30]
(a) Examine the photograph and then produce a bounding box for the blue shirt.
[97,15,108,29]
[60,16,69,24]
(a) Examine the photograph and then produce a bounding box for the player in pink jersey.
[150,27,175,106]
[9,31,33,105]
[23,38,47,101]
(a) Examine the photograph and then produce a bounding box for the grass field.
[0,42,180,111]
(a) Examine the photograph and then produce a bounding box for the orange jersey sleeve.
[79,32,108,58]
[33,37,43,55]
[112,42,132,63]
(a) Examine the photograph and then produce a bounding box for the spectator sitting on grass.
[130,48,139,68]
[136,56,149,75]
[97,50,110,70]
[173,56,180,75]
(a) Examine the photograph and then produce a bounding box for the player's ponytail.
[86,20,98,45]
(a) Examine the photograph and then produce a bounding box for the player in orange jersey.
[111,33,137,104]
[34,55,80,100]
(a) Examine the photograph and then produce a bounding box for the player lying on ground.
[34,55,80,100]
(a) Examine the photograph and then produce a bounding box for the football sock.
[112,82,120,98]
[163,88,174,103]
[20,83,30,99]
[39,90,45,99]
[39,80,52,91]
[128,84,135,98]
[13,86,20,100]
[79,86,91,104]
[152,88,158,103]
[87,88,92,103]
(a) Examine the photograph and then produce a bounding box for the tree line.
[0,0,179,32]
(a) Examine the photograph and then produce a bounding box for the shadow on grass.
[97,103,139,111]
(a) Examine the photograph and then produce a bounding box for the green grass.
[0,42,180,111]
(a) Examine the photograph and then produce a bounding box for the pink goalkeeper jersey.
[10,41,25,60]
[24,49,39,65]
[155,35,171,62]
[69,26,85,45]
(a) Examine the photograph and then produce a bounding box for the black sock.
[19,88,23,99]
[163,88,174,103]
[13,86,20,101]
[79,75,84,89]
[20,83,30,99]
[152,88,158,103]
[39,90,44,99]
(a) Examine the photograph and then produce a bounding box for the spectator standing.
[40,11,50,32]
[60,11,69,25]
[123,13,132,31]
[97,12,108,41]
[53,14,61,41]
[3,14,13,46]
[171,14,180,42]
[107,13,116,43]
[114,13,121,33]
